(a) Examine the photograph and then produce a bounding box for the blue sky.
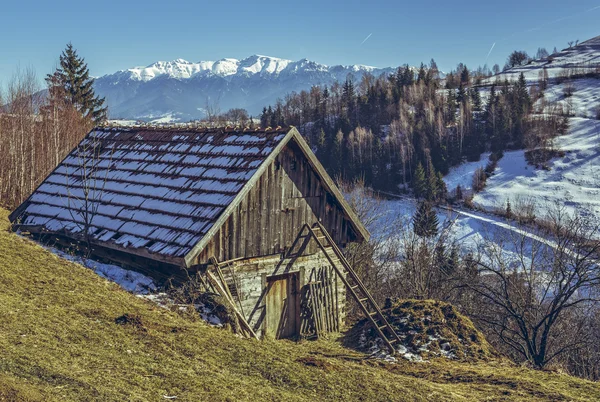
[1,0,599,84]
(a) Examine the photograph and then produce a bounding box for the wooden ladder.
[291,222,402,354]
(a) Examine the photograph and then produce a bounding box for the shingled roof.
[10,126,368,267]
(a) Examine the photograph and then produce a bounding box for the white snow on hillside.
[540,78,600,119]
[443,153,491,192]
[451,35,600,222]
[473,117,600,220]
[484,36,600,84]
[365,194,539,268]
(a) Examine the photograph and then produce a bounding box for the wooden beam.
[287,129,370,242]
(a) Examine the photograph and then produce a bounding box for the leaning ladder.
[290,222,402,354]
[206,256,258,340]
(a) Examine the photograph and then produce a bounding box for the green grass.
[0,208,599,401]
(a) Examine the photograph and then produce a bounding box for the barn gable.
[10,126,368,269]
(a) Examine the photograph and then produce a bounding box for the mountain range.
[94,55,395,122]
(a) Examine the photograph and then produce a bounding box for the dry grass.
[0,208,599,401]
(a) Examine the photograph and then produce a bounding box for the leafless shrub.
[512,195,537,224]
[63,131,114,252]
[472,167,487,193]
[341,180,467,312]
[563,82,575,98]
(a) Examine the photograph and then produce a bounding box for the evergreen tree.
[426,159,439,201]
[413,162,427,199]
[457,82,467,104]
[470,87,482,111]
[260,107,269,127]
[442,246,460,275]
[46,43,107,124]
[455,184,463,200]
[413,200,439,238]
[417,62,427,83]
[446,89,456,123]
[506,198,512,218]
[516,72,532,113]
[460,65,470,84]
[436,171,447,201]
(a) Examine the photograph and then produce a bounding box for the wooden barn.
[10,125,400,348]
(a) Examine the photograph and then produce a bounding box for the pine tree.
[46,43,107,124]
[516,72,532,113]
[460,65,470,84]
[455,184,463,200]
[457,82,467,104]
[442,246,460,275]
[446,89,456,123]
[260,107,269,127]
[470,87,482,111]
[436,171,447,201]
[417,62,426,83]
[413,200,439,238]
[506,198,512,218]
[413,162,427,199]
[426,159,439,201]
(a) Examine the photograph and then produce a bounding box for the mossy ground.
[349,299,496,361]
[1,209,599,401]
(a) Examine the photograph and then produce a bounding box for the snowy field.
[365,193,542,269]
[443,116,600,221]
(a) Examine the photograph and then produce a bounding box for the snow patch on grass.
[45,246,223,327]
[46,246,157,294]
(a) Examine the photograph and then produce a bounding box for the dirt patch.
[114,313,147,332]
[296,356,335,372]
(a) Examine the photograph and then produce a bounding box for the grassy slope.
[0,209,598,401]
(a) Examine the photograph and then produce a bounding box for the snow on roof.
[13,126,291,262]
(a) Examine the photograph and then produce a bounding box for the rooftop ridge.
[97,122,291,134]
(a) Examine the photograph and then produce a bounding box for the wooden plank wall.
[220,251,347,338]
[196,142,357,264]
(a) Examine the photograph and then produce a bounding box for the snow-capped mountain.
[94,55,395,122]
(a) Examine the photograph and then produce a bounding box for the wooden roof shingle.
[11,126,369,267]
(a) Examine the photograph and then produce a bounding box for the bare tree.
[64,130,113,252]
[464,206,600,368]
[223,108,249,126]
[204,95,222,125]
[0,66,90,210]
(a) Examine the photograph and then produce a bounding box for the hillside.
[93,55,394,122]
[441,37,600,220]
[1,209,599,401]
[484,35,600,84]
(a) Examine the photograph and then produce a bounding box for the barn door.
[299,266,339,338]
[265,273,299,339]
